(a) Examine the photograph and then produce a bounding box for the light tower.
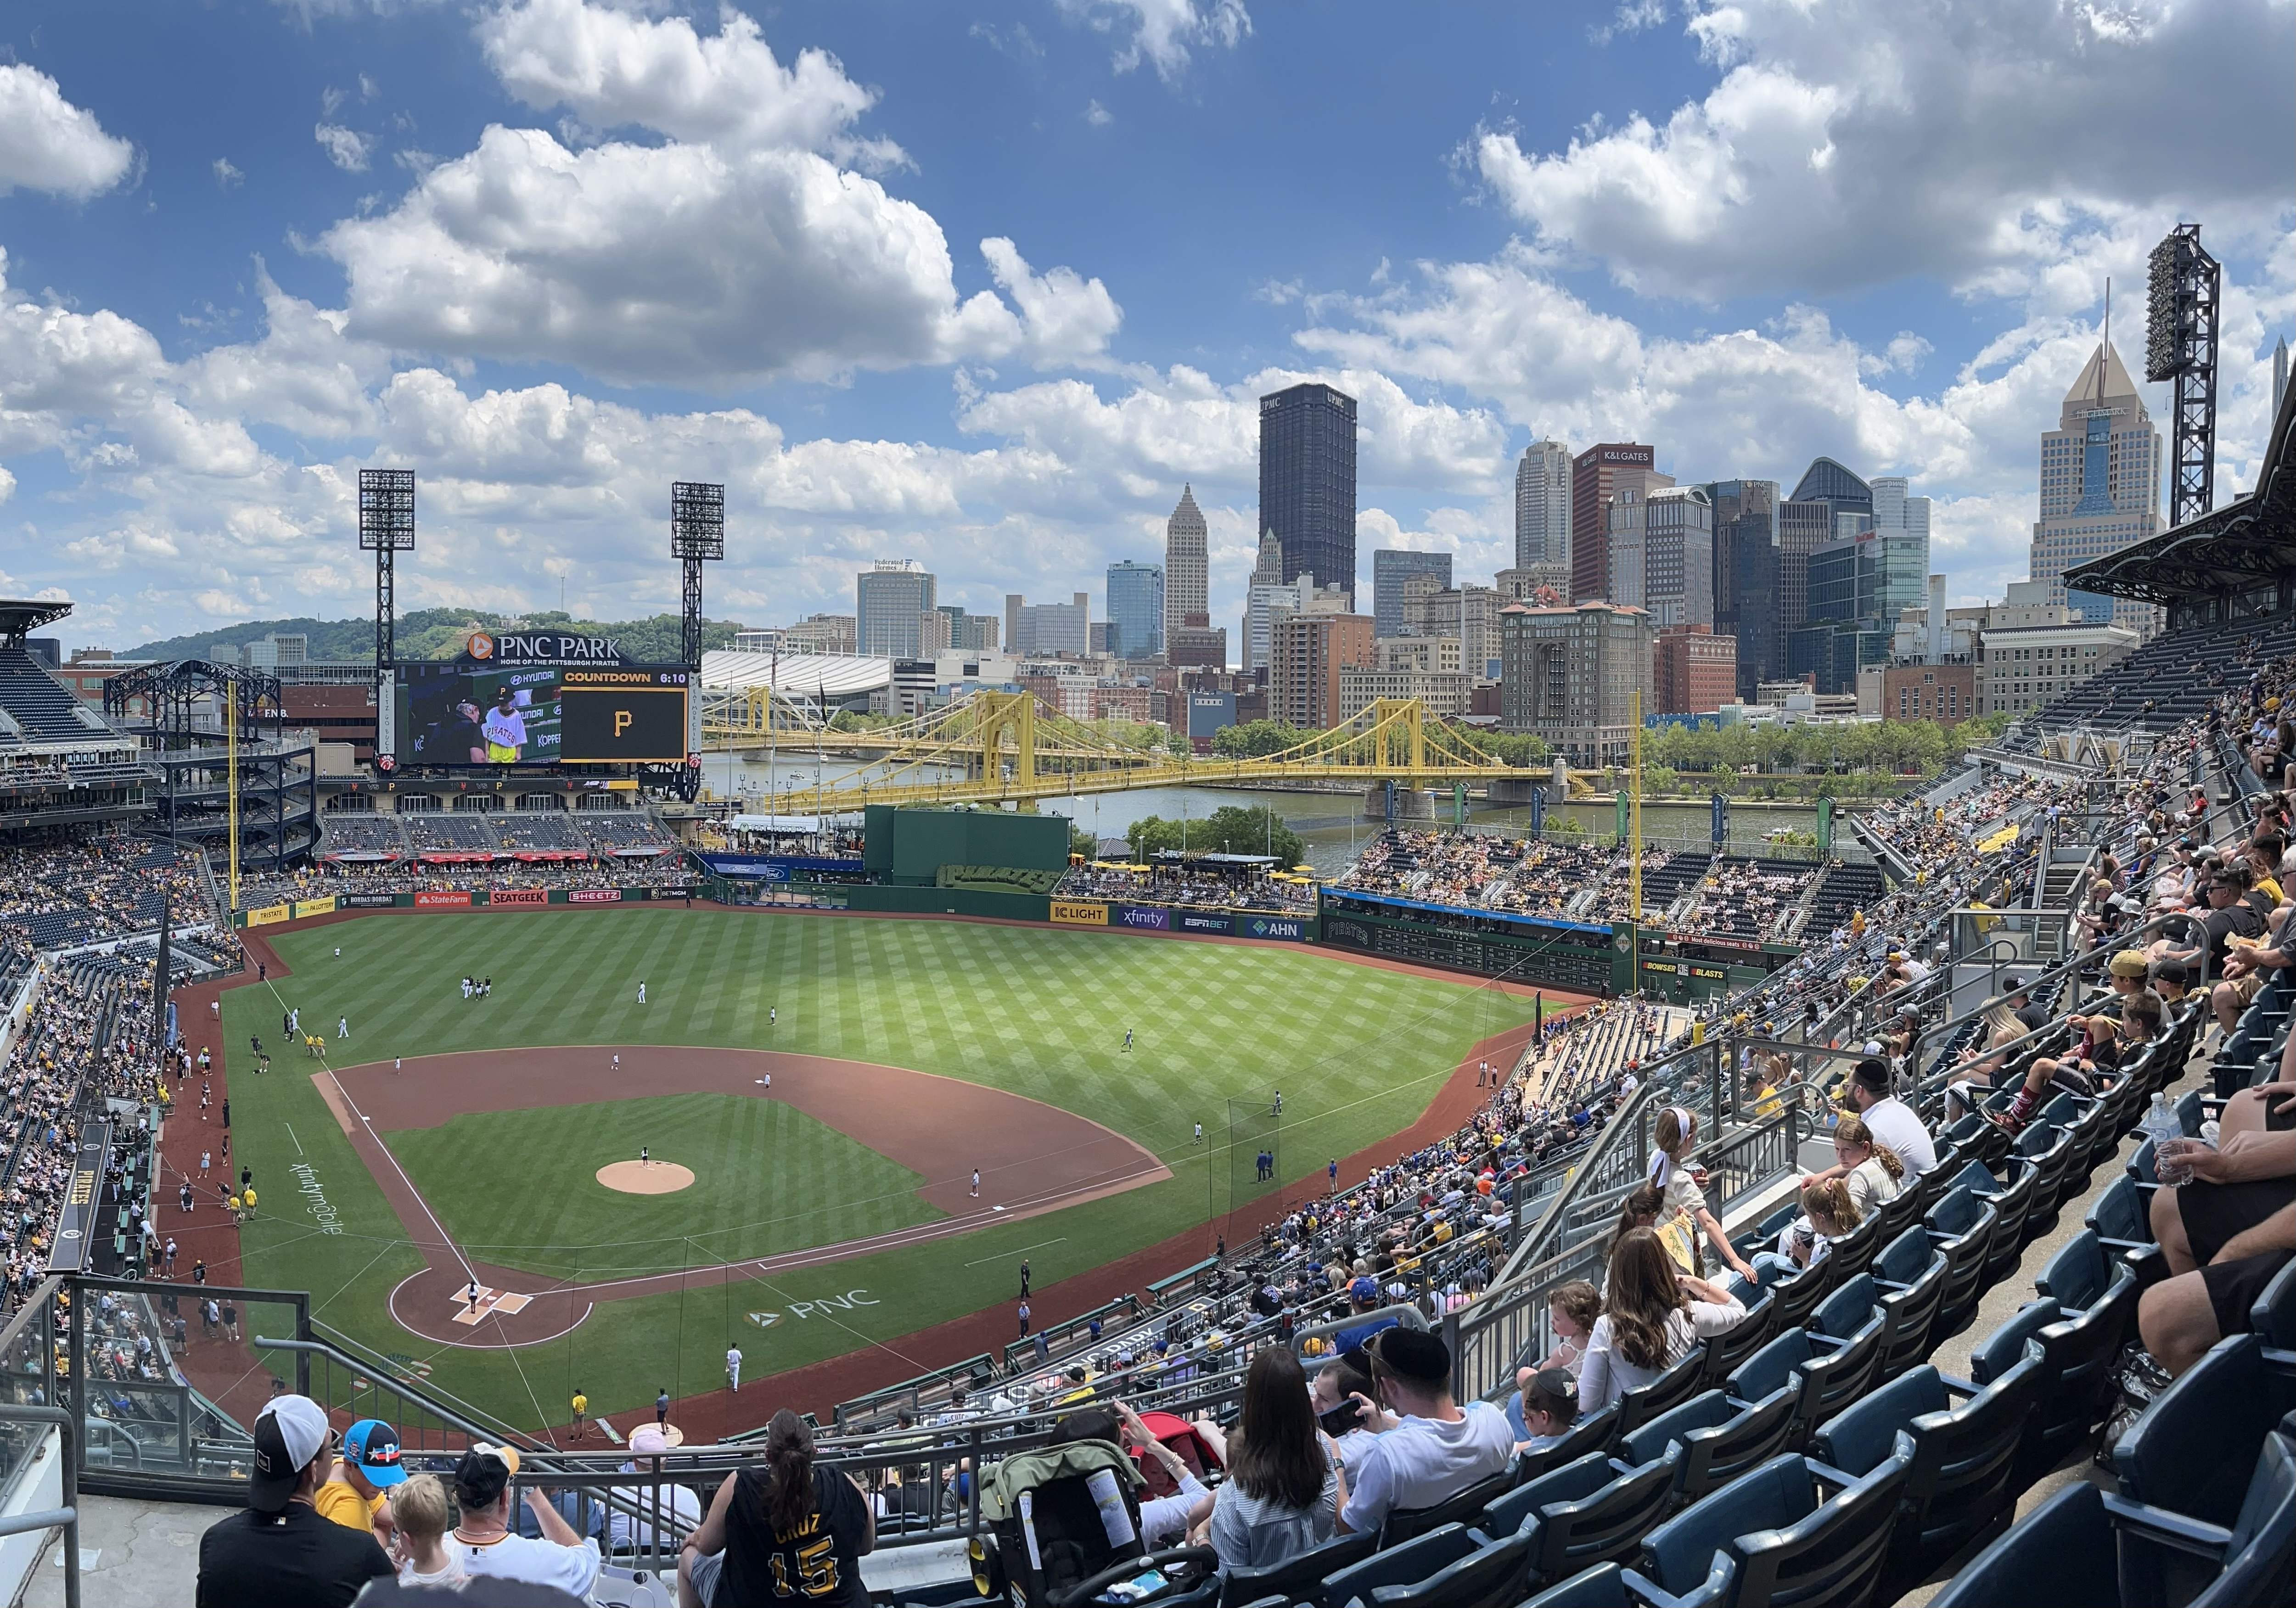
[358,469,415,705]
[670,482,725,669]
[2146,224,2221,528]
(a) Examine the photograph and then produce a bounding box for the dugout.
[863,805,1068,886]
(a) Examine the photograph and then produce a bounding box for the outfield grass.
[385,1092,942,1278]
[222,908,1537,1426]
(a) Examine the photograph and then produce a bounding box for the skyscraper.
[1571,443,1662,603]
[856,560,935,659]
[1706,478,1778,699]
[2029,337,2163,639]
[1259,382,1359,605]
[1106,561,1164,661]
[1515,439,1572,570]
[1606,485,1712,628]
[1162,485,1208,648]
[1867,476,1931,627]
[1371,549,1453,639]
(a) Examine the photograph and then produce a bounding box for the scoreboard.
[559,668,690,764]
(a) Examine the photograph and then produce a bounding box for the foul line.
[963,1237,1066,1268]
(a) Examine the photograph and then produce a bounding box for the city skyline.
[0,0,2290,652]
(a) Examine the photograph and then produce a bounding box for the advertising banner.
[489,888,548,907]
[293,896,337,919]
[50,1124,108,1274]
[341,893,400,908]
[414,891,472,908]
[1176,910,1234,936]
[569,888,624,904]
[1238,915,1307,941]
[1049,900,1109,927]
[247,903,291,927]
[1114,904,1171,931]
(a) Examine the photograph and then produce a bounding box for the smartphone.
[1317,1399,1363,1436]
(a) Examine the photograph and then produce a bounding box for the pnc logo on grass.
[748,1311,780,1328]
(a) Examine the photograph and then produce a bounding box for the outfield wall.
[230,881,1320,942]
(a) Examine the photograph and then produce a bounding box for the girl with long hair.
[679,1408,875,1608]
[1831,1116,1904,1219]
[1577,1228,1747,1416]
[1749,1175,1860,1285]
[1207,1349,1343,1574]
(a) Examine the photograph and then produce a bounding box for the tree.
[1448,727,1551,767]
[1068,821,1099,859]
[1210,719,1314,758]
[1125,805,1304,867]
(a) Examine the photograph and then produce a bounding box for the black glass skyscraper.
[1259,382,1358,605]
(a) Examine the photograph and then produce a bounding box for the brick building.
[1269,613,1375,728]
[1653,624,1737,715]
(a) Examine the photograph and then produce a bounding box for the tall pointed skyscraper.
[1163,485,1209,644]
[2029,334,2162,639]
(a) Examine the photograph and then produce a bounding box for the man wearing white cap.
[450,1440,601,1595]
[609,1423,703,1552]
[196,1394,393,1608]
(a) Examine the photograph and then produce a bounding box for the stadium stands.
[0,647,106,745]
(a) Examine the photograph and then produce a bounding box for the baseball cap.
[1369,1326,1452,1386]
[2154,958,2191,986]
[629,1424,670,1454]
[250,1394,330,1514]
[452,1442,521,1511]
[341,1419,405,1487]
[2109,950,2150,979]
[1349,1275,1379,1303]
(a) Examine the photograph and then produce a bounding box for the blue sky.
[1,0,2291,648]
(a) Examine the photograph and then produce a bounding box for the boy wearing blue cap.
[316,1419,404,1540]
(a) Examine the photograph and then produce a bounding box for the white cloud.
[477,0,901,170]
[1086,100,1114,127]
[213,157,245,189]
[1474,0,2294,303]
[320,0,1118,386]
[314,123,373,172]
[1061,0,1251,81]
[0,64,135,199]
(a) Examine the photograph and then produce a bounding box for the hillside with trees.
[124,609,747,664]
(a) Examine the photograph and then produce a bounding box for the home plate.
[453,1288,532,1324]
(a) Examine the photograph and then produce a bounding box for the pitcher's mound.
[597,1160,695,1195]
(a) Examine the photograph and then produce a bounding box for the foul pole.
[1629,687,1642,987]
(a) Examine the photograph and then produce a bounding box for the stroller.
[973,1439,1216,1608]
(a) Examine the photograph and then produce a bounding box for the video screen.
[396,662,563,767]
[558,669,690,764]
[393,664,690,768]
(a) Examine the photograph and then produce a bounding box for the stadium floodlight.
[671,481,726,670]
[2145,225,2221,528]
[359,468,415,678]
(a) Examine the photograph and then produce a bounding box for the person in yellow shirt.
[315,1419,404,1540]
[570,1388,588,1440]
[241,1186,257,1218]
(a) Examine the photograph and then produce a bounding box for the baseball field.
[211,906,1547,1430]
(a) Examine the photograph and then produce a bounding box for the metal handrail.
[0,1407,77,1608]
[1903,909,2212,1100]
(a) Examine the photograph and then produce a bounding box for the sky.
[0,0,2292,651]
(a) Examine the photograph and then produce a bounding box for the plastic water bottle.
[2140,1093,2192,1187]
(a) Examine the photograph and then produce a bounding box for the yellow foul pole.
[226,684,240,913]
[1629,686,1642,990]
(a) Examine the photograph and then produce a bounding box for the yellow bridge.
[701,688,1540,809]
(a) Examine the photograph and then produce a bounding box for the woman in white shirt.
[1831,1117,1903,1219]
[1578,1228,1748,1416]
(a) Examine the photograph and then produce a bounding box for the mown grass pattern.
[220,908,1535,1425]
[384,1092,940,1277]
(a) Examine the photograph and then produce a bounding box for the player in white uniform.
[482,688,528,763]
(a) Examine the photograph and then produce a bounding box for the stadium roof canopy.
[698,650,892,699]
[2066,381,2296,608]
[0,599,72,644]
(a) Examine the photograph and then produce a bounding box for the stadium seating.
[0,647,103,743]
